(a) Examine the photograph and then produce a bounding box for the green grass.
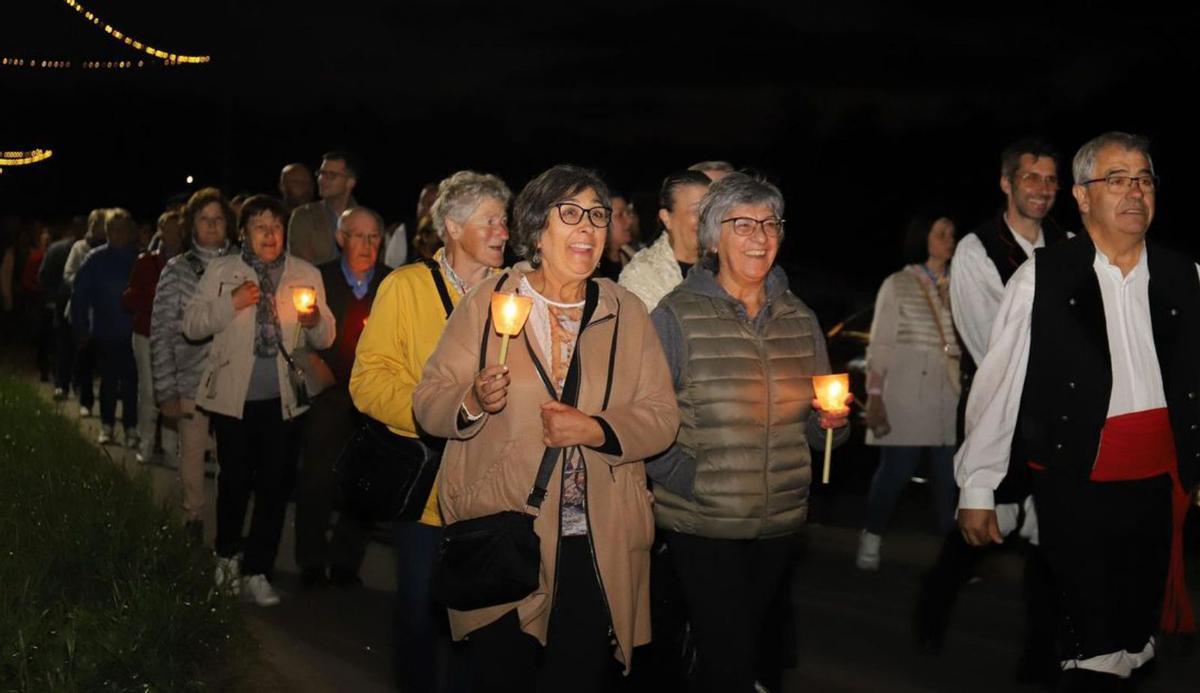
[0,374,249,692]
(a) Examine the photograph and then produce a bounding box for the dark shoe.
[914,575,949,653]
[184,520,203,545]
[299,565,328,590]
[328,566,363,588]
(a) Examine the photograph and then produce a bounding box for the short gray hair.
[430,171,512,240]
[696,172,784,253]
[688,160,734,175]
[1072,132,1155,185]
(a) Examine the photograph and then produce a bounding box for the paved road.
[29,375,1200,692]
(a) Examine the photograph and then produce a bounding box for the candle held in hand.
[292,286,316,314]
[812,373,850,483]
[489,292,533,365]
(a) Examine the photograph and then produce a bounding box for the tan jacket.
[413,267,679,673]
[182,253,334,420]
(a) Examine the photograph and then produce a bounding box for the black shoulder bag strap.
[423,258,455,319]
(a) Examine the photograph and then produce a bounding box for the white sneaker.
[215,555,242,595]
[98,425,115,445]
[856,531,882,571]
[79,405,91,418]
[125,429,141,451]
[242,574,280,607]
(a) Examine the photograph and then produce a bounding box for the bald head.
[279,163,315,209]
[337,207,383,275]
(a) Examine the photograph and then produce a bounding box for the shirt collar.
[1003,213,1044,256]
[340,256,375,298]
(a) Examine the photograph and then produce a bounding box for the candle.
[489,292,533,365]
[292,286,316,314]
[813,373,850,484]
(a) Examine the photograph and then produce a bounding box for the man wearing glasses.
[288,151,361,265]
[918,139,1069,682]
[956,132,1198,689]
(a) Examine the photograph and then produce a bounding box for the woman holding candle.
[350,170,512,692]
[647,172,850,693]
[412,165,679,691]
[183,194,334,606]
[857,213,960,572]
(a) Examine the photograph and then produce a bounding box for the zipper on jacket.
[758,332,772,524]
[581,451,620,662]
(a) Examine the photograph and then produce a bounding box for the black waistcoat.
[1016,234,1200,489]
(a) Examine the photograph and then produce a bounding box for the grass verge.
[0,373,249,691]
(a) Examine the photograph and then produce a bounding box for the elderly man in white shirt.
[956,132,1199,689]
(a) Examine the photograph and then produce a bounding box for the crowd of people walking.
[1,132,1198,693]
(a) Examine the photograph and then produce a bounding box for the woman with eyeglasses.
[413,164,679,692]
[857,213,960,572]
[646,172,850,693]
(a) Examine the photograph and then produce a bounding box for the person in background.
[19,224,52,381]
[40,216,85,400]
[596,190,638,279]
[71,208,140,447]
[184,194,334,607]
[857,214,960,571]
[384,182,439,268]
[687,160,735,181]
[279,162,316,214]
[151,188,235,543]
[289,151,361,265]
[294,206,388,589]
[64,208,108,417]
[648,172,849,692]
[352,170,512,692]
[124,211,186,463]
[620,170,712,310]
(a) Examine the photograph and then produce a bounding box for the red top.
[19,248,45,296]
[121,252,167,337]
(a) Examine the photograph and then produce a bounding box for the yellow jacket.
[349,253,458,526]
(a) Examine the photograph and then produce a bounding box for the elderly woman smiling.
[413,165,679,691]
[647,172,850,692]
[184,194,334,607]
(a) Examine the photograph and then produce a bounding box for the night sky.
[3,0,1199,314]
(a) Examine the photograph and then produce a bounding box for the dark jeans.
[864,445,958,535]
[211,399,299,577]
[31,304,53,380]
[73,336,95,409]
[96,338,137,429]
[465,536,619,693]
[663,530,792,693]
[393,521,469,693]
[53,307,74,391]
[294,388,368,574]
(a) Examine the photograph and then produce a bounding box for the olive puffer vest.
[654,283,819,539]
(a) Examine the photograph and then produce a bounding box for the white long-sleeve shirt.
[954,243,1195,511]
[949,223,1044,364]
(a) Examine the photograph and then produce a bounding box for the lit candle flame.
[292,287,316,313]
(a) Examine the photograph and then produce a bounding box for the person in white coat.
[857,214,960,570]
[184,194,334,606]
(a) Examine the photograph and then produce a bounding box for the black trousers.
[211,399,299,577]
[52,306,74,391]
[95,338,137,429]
[294,387,368,574]
[1033,473,1172,666]
[465,536,619,693]
[663,530,792,693]
[73,336,95,408]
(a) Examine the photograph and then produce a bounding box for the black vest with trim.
[1016,234,1200,489]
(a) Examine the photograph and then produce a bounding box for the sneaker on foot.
[243,574,280,606]
[98,425,115,445]
[856,531,882,571]
[215,554,241,595]
[79,405,92,418]
[53,387,67,401]
[125,429,141,451]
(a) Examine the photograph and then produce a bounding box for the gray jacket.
[150,243,230,405]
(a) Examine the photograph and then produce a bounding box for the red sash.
[1091,408,1195,634]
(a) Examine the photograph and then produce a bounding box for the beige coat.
[413,268,679,673]
[182,253,334,420]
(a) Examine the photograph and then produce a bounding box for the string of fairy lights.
[2,3,209,171]
[1,0,211,71]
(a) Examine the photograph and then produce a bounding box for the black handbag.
[434,279,622,611]
[334,260,456,523]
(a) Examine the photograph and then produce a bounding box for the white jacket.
[618,233,684,312]
[183,253,334,420]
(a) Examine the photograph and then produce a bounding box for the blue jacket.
[71,243,137,342]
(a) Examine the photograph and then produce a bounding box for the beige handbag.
[914,274,961,396]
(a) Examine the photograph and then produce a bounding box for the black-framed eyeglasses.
[1079,174,1158,193]
[721,216,785,238]
[554,202,611,227]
